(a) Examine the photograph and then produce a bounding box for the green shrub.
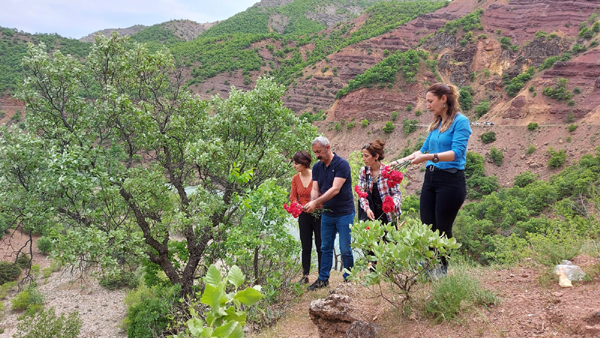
[334,122,342,132]
[542,78,573,101]
[350,218,461,307]
[37,237,53,255]
[547,147,566,169]
[564,111,575,123]
[382,121,395,133]
[406,104,413,112]
[568,124,578,132]
[424,269,498,322]
[14,307,82,338]
[527,122,539,131]
[11,285,44,311]
[361,119,369,127]
[415,110,422,116]
[125,284,180,337]
[480,131,496,144]
[489,147,504,166]
[573,87,581,94]
[391,111,399,121]
[403,119,418,136]
[0,261,22,285]
[459,87,473,110]
[526,144,536,154]
[16,254,30,269]
[99,271,139,290]
[346,121,356,129]
[514,171,537,188]
[474,100,490,118]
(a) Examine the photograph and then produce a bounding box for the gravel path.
[1,231,127,337]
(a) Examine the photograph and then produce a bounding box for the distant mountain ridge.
[79,19,218,43]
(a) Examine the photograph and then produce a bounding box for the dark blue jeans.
[318,212,355,280]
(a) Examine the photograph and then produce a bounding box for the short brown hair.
[362,139,386,161]
[293,151,312,168]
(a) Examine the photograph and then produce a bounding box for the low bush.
[514,171,537,188]
[480,131,496,144]
[0,261,22,285]
[489,147,504,166]
[14,307,82,338]
[99,270,139,290]
[424,268,498,322]
[361,119,369,127]
[568,124,578,132]
[350,218,461,309]
[37,237,53,255]
[526,144,536,154]
[527,122,538,131]
[382,121,395,133]
[16,254,30,269]
[547,147,566,169]
[11,284,44,311]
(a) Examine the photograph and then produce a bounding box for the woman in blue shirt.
[391,83,472,274]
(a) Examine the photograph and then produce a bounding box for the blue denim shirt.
[420,113,472,170]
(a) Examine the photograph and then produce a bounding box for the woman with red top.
[358,140,402,223]
[291,151,322,284]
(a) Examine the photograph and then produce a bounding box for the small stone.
[510,273,515,278]
[409,313,417,321]
[552,292,564,297]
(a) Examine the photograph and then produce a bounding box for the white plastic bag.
[554,260,586,281]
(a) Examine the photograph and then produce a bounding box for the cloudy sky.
[1,0,259,39]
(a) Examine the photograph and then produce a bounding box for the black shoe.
[307,279,329,291]
[299,275,309,284]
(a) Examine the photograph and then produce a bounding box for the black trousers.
[298,212,322,276]
[420,167,466,267]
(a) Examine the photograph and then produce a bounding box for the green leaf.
[205,264,222,287]
[223,305,247,326]
[187,317,206,337]
[227,265,245,288]
[200,283,224,311]
[212,320,241,338]
[233,287,263,306]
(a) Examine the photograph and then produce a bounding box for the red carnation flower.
[382,196,395,214]
[354,185,368,199]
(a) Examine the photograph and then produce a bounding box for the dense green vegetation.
[442,8,484,35]
[0,28,90,93]
[336,49,426,98]
[129,24,185,47]
[455,148,600,265]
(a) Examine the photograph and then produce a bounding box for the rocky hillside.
[2,0,600,188]
[79,20,217,43]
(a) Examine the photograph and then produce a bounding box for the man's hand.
[304,201,317,214]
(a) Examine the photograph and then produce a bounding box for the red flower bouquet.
[283,202,303,218]
[381,166,403,188]
[354,185,368,199]
[382,196,395,214]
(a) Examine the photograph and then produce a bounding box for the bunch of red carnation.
[283,202,304,218]
[354,185,368,199]
[382,196,395,213]
[381,166,403,188]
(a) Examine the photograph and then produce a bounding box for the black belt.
[427,165,462,174]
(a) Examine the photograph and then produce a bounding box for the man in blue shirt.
[304,136,355,290]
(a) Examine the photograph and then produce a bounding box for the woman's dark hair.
[293,151,312,168]
[362,139,386,161]
[426,83,460,133]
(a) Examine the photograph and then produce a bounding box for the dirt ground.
[0,228,127,337]
[2,228,599,338]
[251,257,600,338]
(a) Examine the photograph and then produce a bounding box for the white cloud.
[0,0,258,39]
